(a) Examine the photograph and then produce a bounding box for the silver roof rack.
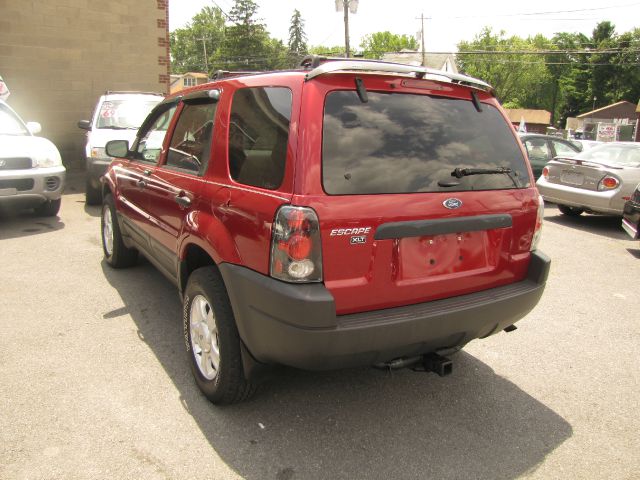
[304,59,492,92]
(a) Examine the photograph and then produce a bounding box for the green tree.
[288,9,308,64]
[457,28,551,109]
[360,31,418,59]
[170,6,226,75]
[308,45,346,57]
[220,0,271,70]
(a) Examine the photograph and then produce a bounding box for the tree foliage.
[170,1,299,74]
[170,6,226,75]
[360,31,418,59]
[457,23,640,127]
[288,9,308,59]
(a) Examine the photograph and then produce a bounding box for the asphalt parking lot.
[1,173,639,480]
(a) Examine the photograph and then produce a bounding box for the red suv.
[102,57,549,404]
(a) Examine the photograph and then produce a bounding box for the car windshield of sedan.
[579,144,640,168]
[96,100,161,129]
[0,104,28,135]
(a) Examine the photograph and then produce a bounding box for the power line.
[439,2,640,19]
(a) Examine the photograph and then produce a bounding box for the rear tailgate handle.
[175,193,191,208]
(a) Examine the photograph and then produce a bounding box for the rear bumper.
[220,251,551,370]
[537,177,623,214]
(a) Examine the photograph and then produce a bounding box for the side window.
[228,87,292,190]
[524,139,551,162]
[134,105,177,164]
[552,140,578,157]
[165,102,217,175]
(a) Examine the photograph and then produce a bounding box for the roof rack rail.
[300,56,492,92]
[212,70,263,80]
[104,90,165,96]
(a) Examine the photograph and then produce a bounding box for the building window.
[183,77,196,87]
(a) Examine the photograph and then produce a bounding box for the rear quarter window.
[322,91,530,195]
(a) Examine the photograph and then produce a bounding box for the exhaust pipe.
[418,352,453,377]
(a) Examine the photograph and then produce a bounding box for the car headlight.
[91,147,107,159]
[35,155,62,168]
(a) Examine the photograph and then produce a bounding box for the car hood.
[87,128,139,149]
[0,134,61,163]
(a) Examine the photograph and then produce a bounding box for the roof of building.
[577,100,637,118]
[504,109,551,125]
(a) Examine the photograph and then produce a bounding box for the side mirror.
[77,120,92,130]
[26,122,42,135]
[105,140,130,158]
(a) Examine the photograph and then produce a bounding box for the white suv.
[78,91,163,204]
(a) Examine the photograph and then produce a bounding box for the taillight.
[270,206,323,283]
[531,194,544,251]
[598,175,619,191]
[542,167,549,179]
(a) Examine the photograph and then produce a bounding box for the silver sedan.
[537,142,640,216]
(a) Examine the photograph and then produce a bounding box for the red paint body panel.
[106,69,540,315]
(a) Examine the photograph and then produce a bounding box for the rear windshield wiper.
[99,125,130,130]
[451,167,521,187]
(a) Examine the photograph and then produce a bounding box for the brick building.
[0,0,170,169]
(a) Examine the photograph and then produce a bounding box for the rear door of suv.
[296,74,539,315]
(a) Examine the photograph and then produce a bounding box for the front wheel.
[558,204,584,216]
[101,194,138,268]
[184,267,255,404]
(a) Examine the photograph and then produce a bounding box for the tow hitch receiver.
[413,353,453,377]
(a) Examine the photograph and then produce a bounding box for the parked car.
[0,99,65,216]
[537,143,640,216]
[622,183,640,239]
[519,133,581,179]
[100,57,549,404]
[78,91,163,204]
[571,139,603,152]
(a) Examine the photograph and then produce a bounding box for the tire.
[558,204,584,216]
[85,178,102,205]
[183,266,255,405]
[34,198,61,217]
[101,194,138,268]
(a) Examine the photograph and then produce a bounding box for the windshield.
[0,104,29,135]
[578,144,640,168]
[96,99,161,129]
[322,91,529,195]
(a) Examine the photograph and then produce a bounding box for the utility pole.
[196,37,210,75]
[336,0,358,58]
[416,13,431,67]
[344,0,350,58]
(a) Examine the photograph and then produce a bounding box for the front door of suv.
[143,96,218,277]
[118,101,178,249]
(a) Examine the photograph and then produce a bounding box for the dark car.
[519,133,581,179]
[622,183,640,239]
[100,57,549,404]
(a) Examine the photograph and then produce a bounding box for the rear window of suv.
[322,91,530,195]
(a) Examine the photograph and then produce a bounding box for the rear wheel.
[558,205,584,216]
[34,198,61,217]
[101,194,137,268]
[184,267,255,404]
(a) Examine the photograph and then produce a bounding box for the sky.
[168,0,639,52]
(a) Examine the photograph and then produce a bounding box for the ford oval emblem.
[443,198,463,209]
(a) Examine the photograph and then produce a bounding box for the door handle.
[175,194,191,208]
[136,179,146,188]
